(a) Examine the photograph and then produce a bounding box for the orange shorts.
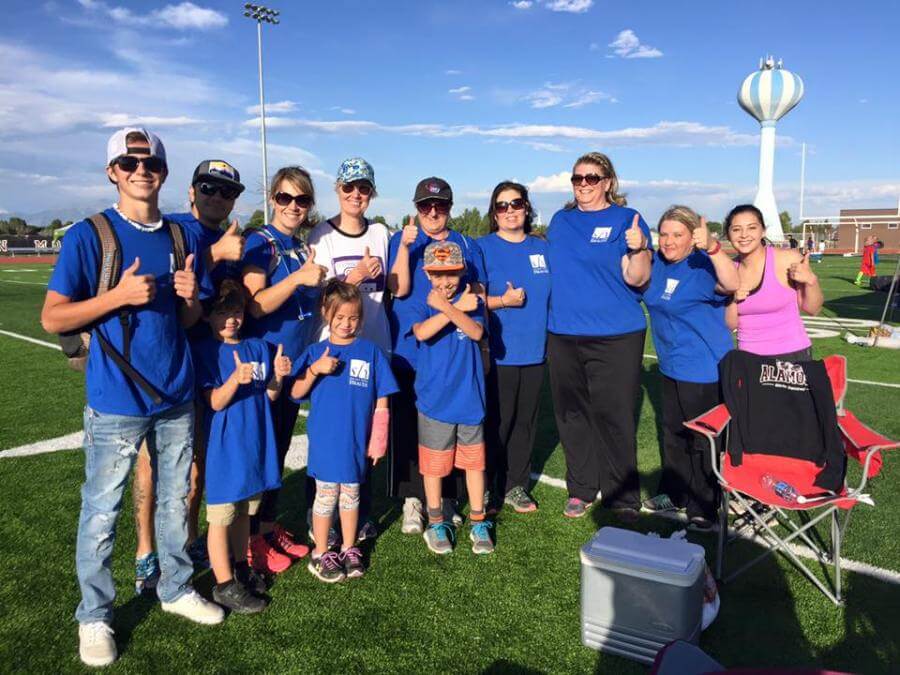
[417,412,485,477]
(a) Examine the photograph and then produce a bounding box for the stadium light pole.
[243,3,279,225]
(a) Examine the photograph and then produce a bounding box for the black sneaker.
[212,580,268,614]
[340,546,366,578]
[235,564,268,595]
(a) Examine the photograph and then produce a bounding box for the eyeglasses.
[340,181,373,196]
[570,173,608,186]
[111,155,166,174]
[416,200,451,216]
[196,181,242,200]
[273,192,313,208]
[494,198,527,213]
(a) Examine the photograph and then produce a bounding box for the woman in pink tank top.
[724,205,823,359]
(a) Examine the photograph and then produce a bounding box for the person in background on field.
[725,204,823,360]
[387,177,487,535]
[41,127,224,667]
[411,241,494,555]
[640,206,738,531]
[193,279,288,614]
[787,234,798,249]
[854,235,876,286]
[806,235,814,252]
[132,159,247,589]
[478,181,550,514]
[546,152,652,523]
[291,280,398,582]
[241,166,328,573]
[305,158,410,544]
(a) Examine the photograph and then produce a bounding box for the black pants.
[547,331,644,508]
[658,375,720,521]
[486,363,544,495]
[256,381,300,525]
[387,364,464,502]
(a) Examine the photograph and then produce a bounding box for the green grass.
[0,257,898,673]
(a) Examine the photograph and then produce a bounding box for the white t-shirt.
[307,218,392,353]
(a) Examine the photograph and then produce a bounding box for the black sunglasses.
[570,173,608,186]
[196,181,242,200]
[340,181,373,196]
[274,192,313,208]
[416,200,451,215]
[112,155,166,174]
[494,198,527,213]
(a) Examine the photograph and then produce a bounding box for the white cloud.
[544,0,593,12]
[80,1,227,31]
[330,107,357,115]
[448,86,471,94]
[510,1,533,9]
[445,69,463,75]
[246,100,299,115]
[523,82,614,109]
[449,86,475,102]
[100,114,204,127]
[609,29,663,59]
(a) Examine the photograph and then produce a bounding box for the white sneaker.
[161,588,225,625]
[79,622,116,667]
[442,498,464,527]
[401,497,425,534]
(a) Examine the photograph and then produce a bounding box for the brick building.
[834,208,900,253]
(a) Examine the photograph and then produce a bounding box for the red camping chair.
[683,355,898,605]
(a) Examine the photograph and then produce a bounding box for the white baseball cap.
[106,127,166,165]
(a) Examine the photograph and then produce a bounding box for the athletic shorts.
[206,494,262,526]
[417,411,485,477]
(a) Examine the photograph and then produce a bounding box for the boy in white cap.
[41,128,224,667]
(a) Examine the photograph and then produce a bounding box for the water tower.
[738,57,804,242]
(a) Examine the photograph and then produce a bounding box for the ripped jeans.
[75,403,194,624]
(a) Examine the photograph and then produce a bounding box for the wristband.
[707,239,721,256]
[500,296,506,308]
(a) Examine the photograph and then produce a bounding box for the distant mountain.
[8,202,255,228]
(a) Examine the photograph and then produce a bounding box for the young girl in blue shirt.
[291,280,398,582]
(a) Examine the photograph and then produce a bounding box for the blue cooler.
[580,527,706,664]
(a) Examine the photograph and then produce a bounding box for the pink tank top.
[736,246,811,355]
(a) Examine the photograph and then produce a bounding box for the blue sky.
[1,0,898,226]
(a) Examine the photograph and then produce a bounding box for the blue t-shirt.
[293,338,398,483]
[242,224,320,361]
[477,233,551,366]
[410,294,486,426]
[387,229,486,372]
[192,337,282,504]
[48,208,203,416]
[547,205,652,337]
[643,251,734,384]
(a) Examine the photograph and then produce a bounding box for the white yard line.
[0,431,82,458]
[0,279,47,286]
[0,329,61,350]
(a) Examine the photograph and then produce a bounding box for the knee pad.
[419,445,454,477]
[339,483,360,512]
[312,481,339,517]
[454,442,486,471]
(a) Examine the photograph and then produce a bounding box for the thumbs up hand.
[788,251,816,285]
[231,350,254,385]
[115,256,156,307]
[273,343,292,378]
[211,219,244,263]
[625,214,647,252]
[501,280,526,308]
[294,246,328,288]
[359,246,383,280]
[401,215,419,247]
[692,216,711,251]
[173,253,198,301]
[309,345,339,377]
[454,283,479,312]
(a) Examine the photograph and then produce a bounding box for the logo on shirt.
[529,254,549,274]
[349,359,371,387]
[661,278,680,301]
[249,360,267,383]
[590,227,612,244]
[759,360,808,392]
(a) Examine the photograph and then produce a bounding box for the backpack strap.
[87,212,122,295]
[166,218,187,273]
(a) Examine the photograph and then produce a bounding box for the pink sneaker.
[271,524,310,559]
[248,534,292,574]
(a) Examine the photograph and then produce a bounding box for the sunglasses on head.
[494,198,527,213]
[196,181,242,200]
[416,200,451,215]
[112,155,166,174]
[274,192,313,208]
[340,181,373,196]
[570,173,607,186]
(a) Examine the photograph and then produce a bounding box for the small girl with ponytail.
[291,279,398,582]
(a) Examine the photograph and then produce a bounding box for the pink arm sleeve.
[367,408,390,459]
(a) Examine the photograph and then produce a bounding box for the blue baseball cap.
[336,157,375,187]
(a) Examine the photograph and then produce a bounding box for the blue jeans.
[75,402,194,624]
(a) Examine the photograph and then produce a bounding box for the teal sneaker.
[469,521,495,555]
[134,552,160,596]
[423,521,455,555]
